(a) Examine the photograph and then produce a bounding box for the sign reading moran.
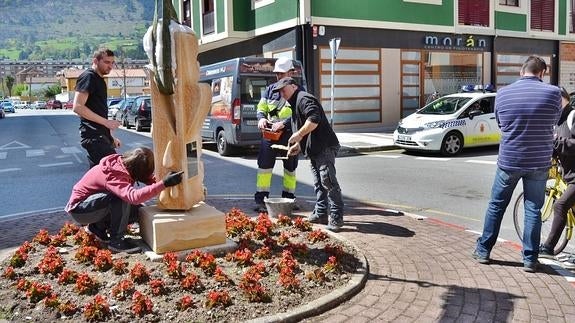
[423,34,489,51]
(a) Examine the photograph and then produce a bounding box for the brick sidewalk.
[1,198,575,322]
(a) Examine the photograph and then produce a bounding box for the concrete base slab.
[139,202,226,254]
[141,238,238,262]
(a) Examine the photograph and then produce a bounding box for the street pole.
[329,37,341,127]
[123,57,127,102]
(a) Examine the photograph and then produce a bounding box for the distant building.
[60,68,149,100]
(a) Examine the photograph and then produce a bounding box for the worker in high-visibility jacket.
[254,57,299,212]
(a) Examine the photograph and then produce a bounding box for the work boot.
[109,237,141,254]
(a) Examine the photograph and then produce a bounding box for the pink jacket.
[65,154,165,212]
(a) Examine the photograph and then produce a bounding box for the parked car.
[0,102,15,113]
[46,99,62,109]
[114,98,135,122]
[13,101,28,109]
[124,95,152,131]
[64,101,74,109]
[393,85,498,156]
[107,97,122,108]
[31,101,47,109]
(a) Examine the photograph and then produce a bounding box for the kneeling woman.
[65,147,183,253]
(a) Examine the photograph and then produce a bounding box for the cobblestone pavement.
[1,197,575,322]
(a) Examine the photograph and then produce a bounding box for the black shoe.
[85,224,110,243]
[524,261,538,273]
[254,202,268,213]
[538,244,554,259]
[108,237,141,253]
[308,212,328,224]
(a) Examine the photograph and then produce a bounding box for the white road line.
[39,162,74,168]
[61,147,82,154]
[369,155,401,159]
[0,168,21,173]
[26,149,45,157]
[0,152,6,159]
[465,160,497,165]
[415,157,451,161]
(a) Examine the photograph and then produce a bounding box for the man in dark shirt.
[273,77,344,232]
[73,48,122,168]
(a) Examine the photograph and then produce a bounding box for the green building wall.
[233,0,299,31]
[310,0,454,26]
[495,11,526,32]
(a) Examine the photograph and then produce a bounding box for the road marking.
[0,168,21,173]
[415,157,450,161]
[369,155,401,159]
[0,152,6,159]
[26,149,45,157]
[0,141,31,150]
[39,162,74,168]
[61,147,82,154]
[465,160,497,165]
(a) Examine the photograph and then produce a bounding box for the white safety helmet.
[273,57,294,73]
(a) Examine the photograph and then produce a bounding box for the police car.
[393,85,499,156]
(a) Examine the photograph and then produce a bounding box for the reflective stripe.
[256,168,273,191]
[283,169,297,193]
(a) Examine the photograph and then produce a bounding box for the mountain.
[0,0,155,60]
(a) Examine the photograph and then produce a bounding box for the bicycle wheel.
[513,188,569,255]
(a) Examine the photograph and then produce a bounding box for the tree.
[42,84,62,99]
[5,75,15,97]
[13,84,28,96]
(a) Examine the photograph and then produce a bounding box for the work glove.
[163,171,183,187]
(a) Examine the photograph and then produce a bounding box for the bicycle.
[513,158,575,255]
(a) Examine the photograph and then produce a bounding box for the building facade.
[174,0,575,128]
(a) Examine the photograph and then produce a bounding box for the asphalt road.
[0,109,522,245]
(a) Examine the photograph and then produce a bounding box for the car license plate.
[246,120,258,126]
[398,134,411,141]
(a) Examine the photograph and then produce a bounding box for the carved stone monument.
[138,0,226,254]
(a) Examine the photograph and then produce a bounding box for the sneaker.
[326,219,344,232]
[523,261,538,273]
[308,212,328,224]
[472,251,489,264]
[85,224,110,243]
[538,244,555,259]
[108,237,141,254]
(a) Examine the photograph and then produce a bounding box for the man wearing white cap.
[253,57,299,212]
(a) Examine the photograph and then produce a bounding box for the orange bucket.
[262,128,283,141]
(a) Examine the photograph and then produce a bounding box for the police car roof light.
[484,84,496,92]
[461,84,475,92]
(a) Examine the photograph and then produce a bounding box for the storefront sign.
[423,34,487,51]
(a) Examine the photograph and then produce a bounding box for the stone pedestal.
[139,203,226,254]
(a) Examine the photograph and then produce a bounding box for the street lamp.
[120,43,134,102]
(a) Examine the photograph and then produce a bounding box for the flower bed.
[0,209,361,322]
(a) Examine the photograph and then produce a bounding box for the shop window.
[458,0,490,27]
[531,0,554,32]
[499,0,518,6]
[495,54,552,88]
[202,0,215,35]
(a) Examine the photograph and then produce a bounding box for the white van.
[200,57,306,156]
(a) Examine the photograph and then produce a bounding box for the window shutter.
[459,0,489,26]
[531,0,555,31]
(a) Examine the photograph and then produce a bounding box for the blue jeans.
[475,167,548,264]
[310,146,344,223]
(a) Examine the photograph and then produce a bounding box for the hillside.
[0,0,155,60]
